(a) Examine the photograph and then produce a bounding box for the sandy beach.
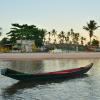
[0,52,100,60]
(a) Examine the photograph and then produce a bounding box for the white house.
[17,40,35,52]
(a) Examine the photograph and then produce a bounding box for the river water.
[0,59,100,100]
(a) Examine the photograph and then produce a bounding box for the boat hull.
[1,63,93,81]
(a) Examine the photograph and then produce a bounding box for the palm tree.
[65,36,69,44]
[58,31,65,44]
[65,32,71,44]
[70,29,75,44]
[58,33,62,44]
[83,20,100,45]
[74,33,80,44]
[61,31,65,43]
[80,37,86,45]
[42,29,47,45]
[47,32,51,43]
[52,29,57,43]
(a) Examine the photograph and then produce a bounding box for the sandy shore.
[0,52,100,61]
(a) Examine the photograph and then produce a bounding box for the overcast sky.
[0,0,100,39]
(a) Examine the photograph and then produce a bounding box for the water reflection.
[2,74,88,98]
[7,60,44,74]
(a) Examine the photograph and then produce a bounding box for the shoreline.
[0,52,100,61]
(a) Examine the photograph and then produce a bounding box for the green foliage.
[6,23,46,47]
[52,29,57,43]
[58,31,65,44]
[91,39,99,47]
[0,38,10,45]
[80,37,86,45]
[83,20,100,45]
[68,29,80,44]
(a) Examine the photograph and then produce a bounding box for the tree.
[65,36,69,44]
[91,39,99,47]
[7,24,22,45]
[52,29,57,43]
[74,33,80,44]
[0,37,10,45]
[70,29,75,44]
[83,20,100,45]
[65,32,70,44]
[58,31,65,44]
[34,29,46,47]
[70,29,80,44]
[80,37,86,45]
[47,32,51,43]
[6,23,46,47]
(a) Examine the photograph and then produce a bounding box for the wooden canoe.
[1,63,93,81]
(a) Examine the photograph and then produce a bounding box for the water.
[0,59,100,100]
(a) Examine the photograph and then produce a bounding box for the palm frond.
[83,26,89,30]
[94,26,100,30]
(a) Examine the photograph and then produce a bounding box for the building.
[16,40,35,52]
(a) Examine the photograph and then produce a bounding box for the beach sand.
[0,52,100,61]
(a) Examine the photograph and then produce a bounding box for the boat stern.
[1,68,8,76]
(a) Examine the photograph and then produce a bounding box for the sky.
[0,0,100,40]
